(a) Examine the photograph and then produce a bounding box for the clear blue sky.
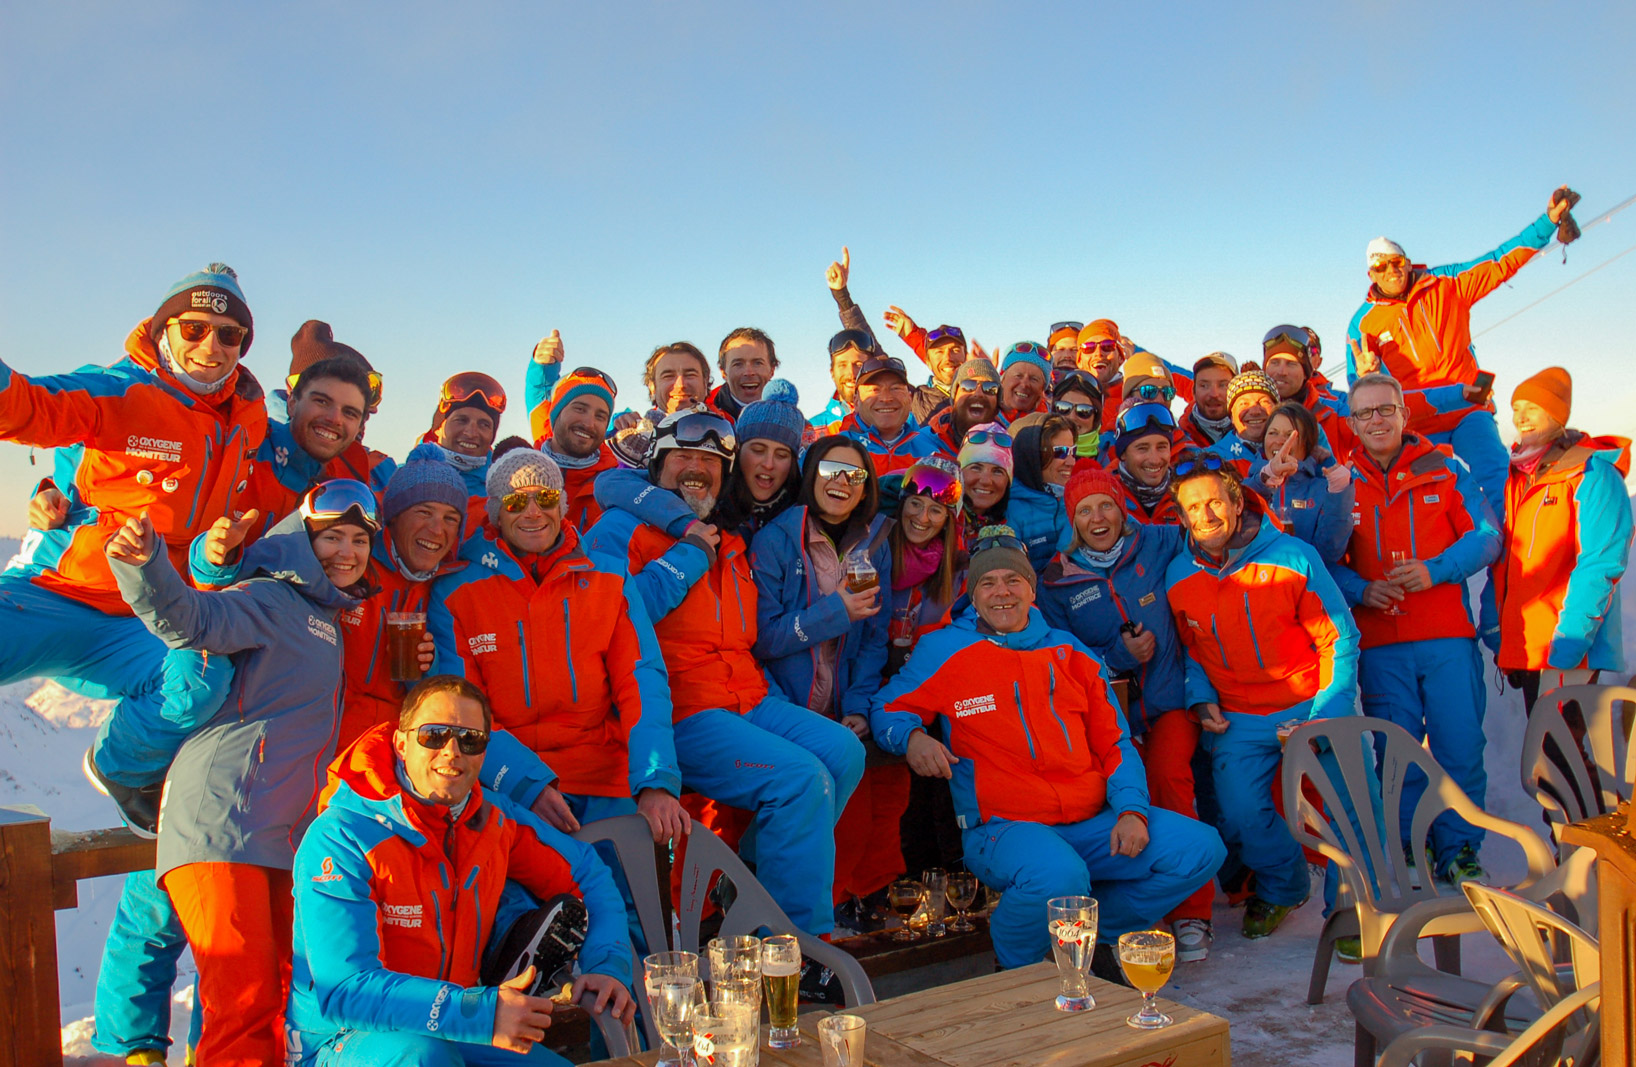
[3,2,1633,534]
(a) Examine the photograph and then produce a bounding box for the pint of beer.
[844,552,878,594]
[761,934,801,1049]
[386,612,428,682]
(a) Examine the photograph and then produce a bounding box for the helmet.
[647,405,737,479]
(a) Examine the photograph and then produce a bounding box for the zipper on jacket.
[467,866,483,973]
[562,602,579,702]
[516,621,533,707]
[1372,505,1384,567]
[184,435,215,530]
[1242,593,1266,669]
[1046,666,1072,751]
[1406,492,1419,559]
[1012,681,1037,761]
[1208,616,1229,668]
[432,887,449,979]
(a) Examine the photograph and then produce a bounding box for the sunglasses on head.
[414,723,490,755]
[816,458,869,485]
[568,366,618,395]
[926,325,965,347]
[171,319,248,347]
[1079,339,1119,355]
[440,371,507,415]
[502,487,562,513]
[971,532,1026,556]
[1052,400,1099,420]
[1009,342,1046,357]
[1049,321,1084,337]
[1174,452,1227,477]
[965,429,1013,448]
[288,369,384,410]
[957,379,1000,396]
[300,479,381,532]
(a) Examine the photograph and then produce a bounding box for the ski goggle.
[438,372,507,415]
[926,325,965,347]
[1126,382,1176,402]
[901,463,963,510]
[170,319,249,347]
[956,379,1000,396]
[1116,402,1177,435]
[965,429,1013,448]
[299,479,381,532]
[502,488,562,513]
[816,459,869,486]
[1262,325,1314,355]
[660,411,737,455]
[1174,452,1227,477]
[414,723,490,756]
[970,530,1027,556]
[1053,400,1099,420]
[288,368,384,410]
[828,329,879,357]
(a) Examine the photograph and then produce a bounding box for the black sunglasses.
[415,723,490,755]
[1052,400,1099,420]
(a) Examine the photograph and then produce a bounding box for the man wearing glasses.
[287,675,636,1067]
[523,331,622,529]
[810,329,877,433]
[835,355,946,475]
[1344,187,1577,513]
[1077,320,1193,433]
[925,358,1003,454]
[1328,374,1500,885]
[872,526,1224,975]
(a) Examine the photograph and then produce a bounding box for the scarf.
[1510,440,1552,475]
[389,541,438,584]
[894,537,944,591]
[157,334,231,396]
[542,440,603,470]
[1190,410,1233,442]
[1116,463,1171,513]
[1073,537,1127,571]
[394,761,471,821]
[1074,431,1101,459]
[1045,481,1065,500]
[436,444,488,473]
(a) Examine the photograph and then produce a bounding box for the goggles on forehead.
[300,479,381,532]
[439,371,507,415]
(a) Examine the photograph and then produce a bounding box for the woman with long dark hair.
[1251,400,1354,563]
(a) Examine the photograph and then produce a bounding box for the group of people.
[1,184,1628,1067]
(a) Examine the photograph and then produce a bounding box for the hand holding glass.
[1383,550,1410,615]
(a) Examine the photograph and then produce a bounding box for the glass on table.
[817,1013,867,1067]
[886,878,927,942]
[1118,929,1177,1029]
[945,871,979,933]
[761,934,802,1050]
[707,935,762,995]
[920,868,949,936]
[1047,895,1099,1012]
[645,950,702,1067]
[694,999,757,1067]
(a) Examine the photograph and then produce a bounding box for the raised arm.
[0,360,115,447]
[526,332,564,445]
[108,515,275,655]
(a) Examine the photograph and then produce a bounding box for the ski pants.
[673,699,866,936]
[963,808,1225,970]
[90,869,200,1058]
[1132,708,1214,923]
[1360,637,1488,864]
[1199,712,1312,907]
[312,1031,567,1066]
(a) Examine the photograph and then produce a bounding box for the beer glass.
[817,1014,867,1067]
[920,869,949,937]
[945,871,978,933]
[1118,930,1177,1028]
[385,611,428,681]
[707,935,762,1040]
[1047,895,1098,1012]
[760,934,801,1049]
[645,951,701,1067]
[694,1000,757,1067]
[844,551,878,594]
[886,878,926,942]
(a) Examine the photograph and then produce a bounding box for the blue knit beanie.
[384,442,471,529]
[736,379,805,453]
[150,262,254,353]
[1000,342,1052,381]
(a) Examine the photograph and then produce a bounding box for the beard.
[681,490,718,520]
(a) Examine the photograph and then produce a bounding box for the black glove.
[1552,186,1582,246]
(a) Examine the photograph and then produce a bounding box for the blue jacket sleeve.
[585,510,711,624]
[1431,212,1555,304]
[749,522,853,660]
[838,533,893,719]
[592,468,697,539]
[1423,457,1502,587]
[187,531,244,589]
[1312,476,1355,565]
[616,575,682,797]
[1299,549,1361,720]
[525,359,562,443]
[480,729,556,810]
[424,572,467,679]
[869,635,949,754]
[1550,457,1633,669]
[110,549,277,655]
[294,819,499,1044]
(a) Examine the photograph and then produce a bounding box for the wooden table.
[589,962,1227,1067]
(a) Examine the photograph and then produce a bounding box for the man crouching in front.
[286,675,635,1066]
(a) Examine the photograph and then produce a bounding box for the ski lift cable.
[1473,238,1636,338]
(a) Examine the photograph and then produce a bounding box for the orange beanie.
[1511,367,1572,427]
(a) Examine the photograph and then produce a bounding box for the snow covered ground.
[0,529,1628,1065]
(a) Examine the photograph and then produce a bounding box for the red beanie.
[1066,464,1124,521]
[1511,367,1572,428]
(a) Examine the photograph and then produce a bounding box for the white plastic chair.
[1520,683,1636,843]
[572,814,674,1053]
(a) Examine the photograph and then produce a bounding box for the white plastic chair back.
[1521,683,1636,841]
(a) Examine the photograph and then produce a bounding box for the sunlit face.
[926,340,966,387]
[1050,339,1079,369]
[721,340,773,403]
[1193,366,1232,420]
[1078,338,1121,382]
[1001,364,1046,413]
[812,445,866,522]
[289,377,367,463]
[1511,398,1565,452]
[394,690,487,807]
[311,524,373,588]
[739,439,794,503]
[1074,494,1123,552]
[652,352,708,413]
[830,345,867,406]
[1348,382,1406,461]
[165,311,245,386]
[954,378,1000,426]
[857,374,911,437]
[495,485,563,555]
[962,462,1009,512]
[972,568,1034,634]
[899,494,949,546]
[1054,388,1100,437]
[1264,354,1307,400]
[1230,391,1276,443]
[1176,476,1242,555]
[552,395,610,459]
[659,449,724,519]
[1262,413,1306,462]
[390,501,462,574]
[1120,435,1172,487]
[1042,428,1076,487]
[438,407,497,457]
[1369,256,1412,299]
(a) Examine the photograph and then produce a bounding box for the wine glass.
[1117,930,1177,1029]
[887,878,926,942]
[1383,550,1410,615]
[946,871,978,933]
[1047,896,1098,1012]
[920,868,949,936]
[645,951,702,1067]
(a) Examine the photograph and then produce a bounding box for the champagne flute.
[1118,930,1177,1029]
[946,871,978,933]
[920,868,949,937]
[887,878,926,942]
[1383,549,1410,615]
[761,934,802,1050]
[645,951,702,1067]
[1047,896,1098,1012]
